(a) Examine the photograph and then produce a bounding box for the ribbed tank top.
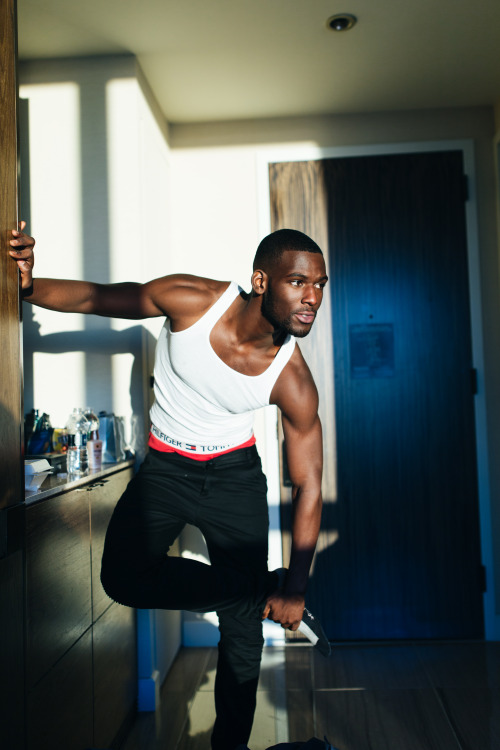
[149,282,296,457]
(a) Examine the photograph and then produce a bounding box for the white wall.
[19,56,169,462]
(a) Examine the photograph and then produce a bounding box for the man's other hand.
[9,221,35,290]
[262,591,305,631]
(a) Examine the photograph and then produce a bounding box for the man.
[10,224,330,750]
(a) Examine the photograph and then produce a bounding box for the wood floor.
[121,642,500,750]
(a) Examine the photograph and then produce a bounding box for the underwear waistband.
[148,425,256,461]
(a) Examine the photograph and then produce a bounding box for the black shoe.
[298,607,331,657]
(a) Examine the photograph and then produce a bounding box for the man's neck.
[231,293,287,351]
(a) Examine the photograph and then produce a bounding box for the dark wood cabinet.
[27,629,94,750]
[93,601,137,747]
[25,464,136,750]
[91,467,137,747]
[0,543,25,750]
[90,469,133,621]
[0,3,24,741]
[0,0,23,512]
[26,486,92,688]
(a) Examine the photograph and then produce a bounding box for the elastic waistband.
[150,444,259,469]
[149,424,256,459]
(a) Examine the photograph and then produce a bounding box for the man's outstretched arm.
[9,225,227,321]
[264,348,323,630]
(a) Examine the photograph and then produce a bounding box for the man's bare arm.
[9,225,227,322]
[16,276,226,321]
[263,348,323,630]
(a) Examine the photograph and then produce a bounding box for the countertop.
[25,459,135,505]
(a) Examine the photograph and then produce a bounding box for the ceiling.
[17,0,500,124]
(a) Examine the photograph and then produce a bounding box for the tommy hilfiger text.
[150,424,234,454]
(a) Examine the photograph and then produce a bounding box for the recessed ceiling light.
[326,14,357,32]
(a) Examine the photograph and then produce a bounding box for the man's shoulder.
[279,343,313,380]
[149,273,228,298]
[146,274,230,321]
[270,344,318,416]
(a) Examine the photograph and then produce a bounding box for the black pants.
[101,445,275,750]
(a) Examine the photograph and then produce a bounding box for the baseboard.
[137,669,161,712]
[183,618,220,646]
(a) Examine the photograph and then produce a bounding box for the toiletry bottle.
[84,408,103,470]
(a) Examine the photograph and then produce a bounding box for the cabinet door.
[27,629,93,750]
[0,548,24,750]
[0,0,22,511]
[90,467,133,621]
[93,601,137,748]
[26,489,91,688]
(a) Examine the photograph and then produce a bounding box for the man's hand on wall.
[9,221,35,291]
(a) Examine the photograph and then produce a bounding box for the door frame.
[256,139,498,640]
[0,0,22,510]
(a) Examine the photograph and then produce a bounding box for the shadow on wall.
[22,305,157,462]
[18,55,169,461]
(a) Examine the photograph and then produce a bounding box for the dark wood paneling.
[27,629,93,750]
[0,9,25,743]
[93,601,137,748]
[0,0,22,510]
[0,547,24,750]
[26,489,92,687]
[90,467,133,620]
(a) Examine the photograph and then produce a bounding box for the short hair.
[253,228,323,271]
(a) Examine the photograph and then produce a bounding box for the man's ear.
[251,269,268,296]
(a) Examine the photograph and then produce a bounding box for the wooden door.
[270,151,484,639]
[0,0,22,508]
[0,3,25,748]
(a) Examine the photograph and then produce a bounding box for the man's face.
[261,251,328,338]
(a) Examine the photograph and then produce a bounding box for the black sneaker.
[270,569,331,656]
[298,607,332,657]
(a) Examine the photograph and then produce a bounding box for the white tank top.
[149,282,296,456]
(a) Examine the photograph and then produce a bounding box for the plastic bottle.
[27,411,53,454]
[84,408,103,470]
[66,408,90,474]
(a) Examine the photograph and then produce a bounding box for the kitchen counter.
[25,458,135,505]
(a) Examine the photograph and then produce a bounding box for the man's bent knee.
[100,555,138,607]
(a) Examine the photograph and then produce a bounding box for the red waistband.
[147,432,256,461]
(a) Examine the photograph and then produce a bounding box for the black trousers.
[101,445,275,750]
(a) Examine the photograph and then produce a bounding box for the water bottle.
[66,408,90,474]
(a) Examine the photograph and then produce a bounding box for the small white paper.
[25,458,52,475]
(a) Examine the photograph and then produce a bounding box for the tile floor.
[121,642,500,750]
